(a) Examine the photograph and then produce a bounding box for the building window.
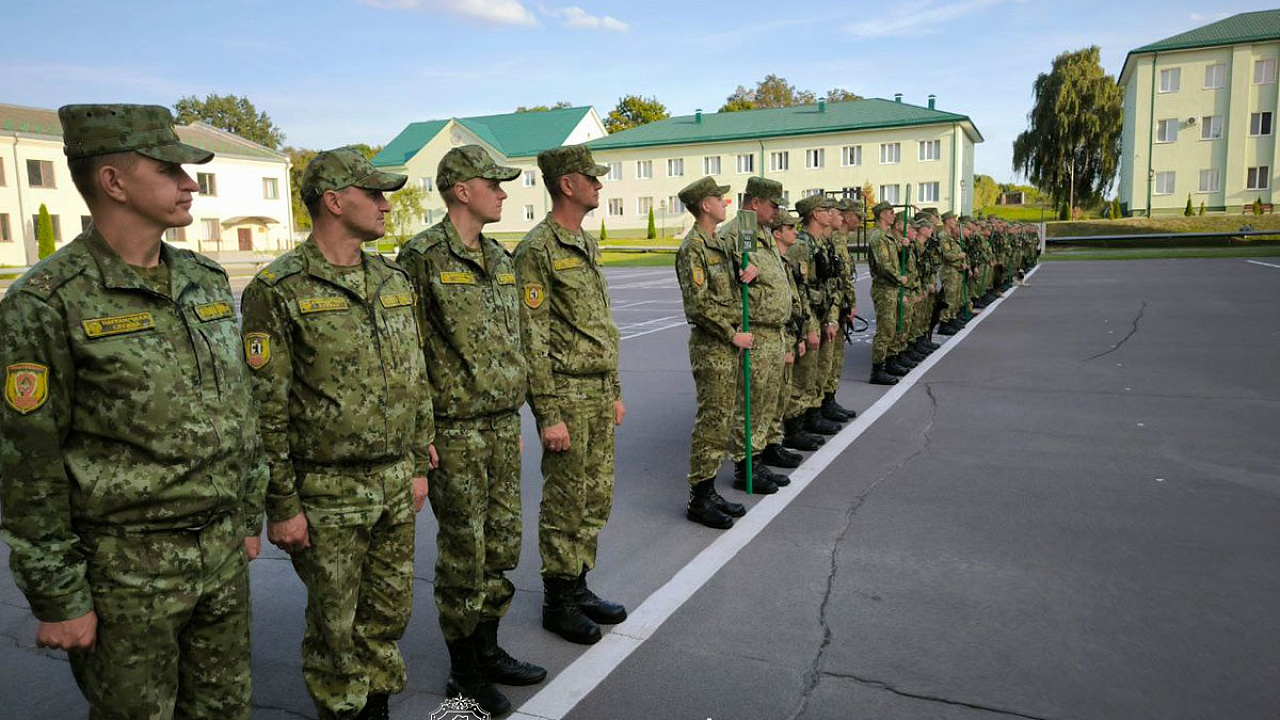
[666,196,685,214]
[0,157,6,186]
[769,151,789,172]
[1159,68,1181,93]
[667,158,684,177]
[201,218,221,244]
[32,214,61,243]
[800,188,823,199]
[703,156,721,175]
[197,172,217,196]
[1156,119,1178,143]
[805,148,825,169]
[636,160,653,180]
[918,140,941,161]
[736,192,747,208]
[879,143,900,164]
[522,170,536,188]
[1198,169,1221,193]
[919,182,940,202]
[263,177,279,199]
[637,196,653,215]
[780,190,790,206]
[81,215,93,232]
[26,160,55,188]
[1250,112,1273,136]
[841,145,862,167]
[420,176,435,191]
[1204,63,1226,89]
[735,153,755,174]
[606,162,622,181]
[1247,166,1270,190]
[165,227,187,243]
[1154,171,1175,195]
[608,198,624,216]
[1255,58,1277,85]
[1200,115,1223,140]
[0,214,10,242]
[524,204,535,221]
[879,184,900,204]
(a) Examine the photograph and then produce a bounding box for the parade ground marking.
[512,269,1040,720]
[1246,259,1280,270]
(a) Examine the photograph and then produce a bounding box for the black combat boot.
[474,620,547,686]
[687,479,734,529]
[803,408,841,436]
[821,393,854,422]
[355,694,389,720]
[709,479,745,517]
[884,355,911,376]
[782,416,824,450]
[869,363,899,385]
[828,393,857,419]
[446,636,512,717]
[754,453,791,486]
[937,319,959,336]
[542,576,601,645]
[574,569,628,625]
[921,335,941,351]
[902,346,926,364]
[761,443,801,468]
[733,458,779,494]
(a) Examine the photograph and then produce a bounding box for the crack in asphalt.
[785,384,940,720]
[1082,301,1147,363]
[823,670,1064,720]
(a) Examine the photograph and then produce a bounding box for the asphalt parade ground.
[2,257,1279,719]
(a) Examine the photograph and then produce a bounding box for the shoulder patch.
[299,297,350,314]
[244,333,270,370]
[5,363,49,414]
[691,265,706,287]
[523,282,545,309]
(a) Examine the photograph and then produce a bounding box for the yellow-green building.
[1119,10,1280,215]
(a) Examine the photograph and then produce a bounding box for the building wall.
[1120,42,1280,215]
[0,132,291,266]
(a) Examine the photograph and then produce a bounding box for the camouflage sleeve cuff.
[28,586,95,624]
[266,493,304,523]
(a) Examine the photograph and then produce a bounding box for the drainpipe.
[951,122,959,215]
[1146,52,1158,217]
[8,134,33,264]
[757,137,766,178]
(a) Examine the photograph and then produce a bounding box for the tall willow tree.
[1013,47,1122,219]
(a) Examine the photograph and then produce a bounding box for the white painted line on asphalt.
[1246,259,1280,269]
[619,317,687,340]
[611,300,658,310]
[514,267,1042,719]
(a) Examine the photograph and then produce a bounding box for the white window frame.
[1159,67,1181,93]
[667,158,684,177]
[1204,63,1226,89]
[637,196,653,216]
[1250,112,1273,136]
[263,177,279,200]
[802,188,823,198]
[917,140,941,161]
[607,198,624,216]
[523,204,535,221]
[606,162,622,181]
[1200,115,1223,140]
[769,151,789,172]
[201,218,221,243]
[635,160,653,180]
[26,159,55,188]
[805,148,825,169]
[197,172,217,196]
[1254,58,1277,85]
[879,142,900,165]
[1156,119,1178,143]
[1198,169,1221,193]
[522,170,536,188]
[0,213,10,243]
[1154,171,1176,195]
[666,196,685,215]
[919,182,940,202]
[703,156,721,175]
[1247,166,1270,190]
[841,145,862,167]
[735,153,755,174]
[879,184,900,204]
[420,176,435,191]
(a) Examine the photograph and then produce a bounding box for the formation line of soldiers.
[0,105,627,720]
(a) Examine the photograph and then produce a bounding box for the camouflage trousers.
[540,373,616,579]
[732,325,785,461]
[787,334,820,420]
[686,329,738,485]
[292,459,416,720]
[941,270,965,322]
[70,514,251,720]
[775,348,795,440]
[429,411,522,642]
[870,283,901,364]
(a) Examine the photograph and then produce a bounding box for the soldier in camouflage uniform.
[821,198,861,420]
[717,176,792,494]
[396,146,544,716]
[867,201,909,384]
[0,104,266,720]
[514,145,628,647]
[937,211,969,335]
[776,210,825,453]
[241,148,434,720]
[673,176,753,530]
[790,195,843,441]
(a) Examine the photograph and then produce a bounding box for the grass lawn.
[1047,214,1280,238]
[1044,244,1280,261]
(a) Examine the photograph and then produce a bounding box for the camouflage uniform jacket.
[675,224,740,345]
[868,228,909,288]
[832,230,857,312]
[514,214,620,430]
[0,229,266,622]
[240,238,433,522]
[938,229,968,271]
[718,217,790,328]
[397,217,526,420]
[780,242,817,339]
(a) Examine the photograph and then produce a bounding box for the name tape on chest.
[498,273,516,285]
[439,272,477,285]
[299,297,350,314]
[194,302,234,321]
[379,292,415,309]
[552,257,585,272]
[82,312,156,338]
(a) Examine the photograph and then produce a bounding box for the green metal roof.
[1132,9,1280,54]
[587,98,980,151]
[371,106,594,167]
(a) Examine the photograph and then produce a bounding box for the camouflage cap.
[871,201,895,217]
[744,176,785,205]
[911,214,934,228]
[795,194,836,217]
[301,146,407,202]
[941,211,957,221]
[59,104,213,164]
[835,198,863,214]
[437,144,521,191]
[678,176,731,209]
[774,210,800,227]
[537,144,609,181]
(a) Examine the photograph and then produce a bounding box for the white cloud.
[553,6,629,31]
[845,0,1012,39]
[360,0,538,27]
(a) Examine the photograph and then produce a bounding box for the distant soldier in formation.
[936,211,970,335]
[867,201,910,384]
[785,194,842,448]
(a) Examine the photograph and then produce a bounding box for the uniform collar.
[298,235,390,291]
[440,216,498,276]
[82,228,198,300]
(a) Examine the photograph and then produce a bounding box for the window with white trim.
[802,188,823,198]
[1204,63,1226,89]
[635,160,653,180]
[263,177,279,199]
[0,213,10,243]
[31,214,61,243]
[735,153,755,174]
[201,218,221,244]
[879,184,900,204]
[666,196,685,214]
[1254,58,1276,84]
[703,156,721,175]
[1250,112,1273,136]
[667,158,684,177]
[1154,171,1175,195]
[524,204,535,221]
[918,140,941,161]
[197,172,217,196]
[1201,115,1223,140]
[165,227,186,243]
[1247,166,1270,190]
[1156,119,1178,143]
[841,145,862,166]
[879,143,900,164]
[522,170,536,188]
[421,176,435,191]
[919,182,940,202]
[606,162,622,181]
[637,196,653,215]
[769,151,789,172]
[805,148,825,169]
[1159,68,1181,93]
[0,158,6,186]
[1198,169,1220,193]
[608,198,624,216]
[26,160,55,188]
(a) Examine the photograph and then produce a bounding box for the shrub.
[36,204,56,259]
[1184,194,1194,217]
[600,219,608,242]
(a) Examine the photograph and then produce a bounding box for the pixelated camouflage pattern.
[937,228,968,322]
[240,238,433,522]
[684,331,738,484]
[58,103,212,163]
[300,147,407,202]
[513,215,621,429]
[717,217,791,329]
[675,224,740,344]
[290,460,417,720]
[0,228,267,623]
[732,326,786,461]
[435,144,521,191]
[677,176,730,210]
[428,412,523,640]
[868,227,909,363]
[536,144,609,181]
[397,217,527,420]
[743,176,785,205]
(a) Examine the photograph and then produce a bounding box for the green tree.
[174,94,285,149]
[973,174,1001,209]
[604,95,670,133]
[385,184,427,247]
[1012,46,1122,219]
[348,143,383,161]
[719,74,817,112]
[646,206,656,239]
[36,204,56,259]
[1199,201,1206,216]
[517,101,574,112]
[1184,194,1194,216]
[284,147,318,231]
[824,88,862,103]
[599,219,608,242]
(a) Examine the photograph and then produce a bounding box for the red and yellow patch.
[5,363,49,414]
[244,333,271,370]
[691,265,706,287]
[523,282,545,309]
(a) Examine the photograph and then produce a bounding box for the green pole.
[738,209,757,494]
[897,185,911,332]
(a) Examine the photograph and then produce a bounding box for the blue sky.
[4,0,1278,182]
